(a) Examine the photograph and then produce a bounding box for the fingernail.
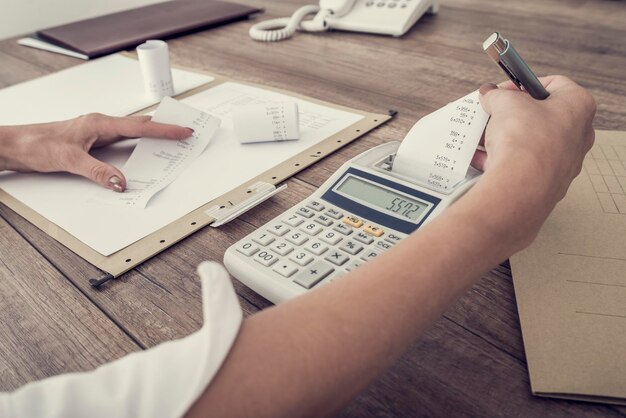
[479,83,499,96]
[186,128,195,134]
[108,176,124,192]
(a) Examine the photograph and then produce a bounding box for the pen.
[483,32,550,100]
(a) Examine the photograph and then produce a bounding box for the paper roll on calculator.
[392,90,489,193]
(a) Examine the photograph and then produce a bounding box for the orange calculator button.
[343,215,364,228]
[363,224,384,237]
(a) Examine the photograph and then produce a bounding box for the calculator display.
[335,175,430,223]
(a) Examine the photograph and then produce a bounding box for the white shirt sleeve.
[0,261,242,418]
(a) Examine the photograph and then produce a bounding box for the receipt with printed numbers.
[392,90,489,194]
[91,97,220,208]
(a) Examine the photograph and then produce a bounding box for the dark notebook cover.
[37,0,262,59]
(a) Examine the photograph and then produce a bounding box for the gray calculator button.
[324,250,350,266]
[333,223,353,236]
[283,214,305,227]
[360,250,380,262]
[294,260,334,289]
[236,241,259,256]
[339,240,363,255]
[252,232,275,246]
[345,259,363,272]
[306,200,325,211]
[254,250,278,267]
[267,222,290,237]
[270,239,294,256]
[374,240,393,252]
[315,214,333,227]
[353,231,374,245]
[324,208,343,219]
[297,207,315,218]
[388,2,396,7]
[272,260,299,278]
[384,233,403,245]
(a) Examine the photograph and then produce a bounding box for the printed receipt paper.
[392,90,489,192]
[92,97,220,209]
[511,130,626,404]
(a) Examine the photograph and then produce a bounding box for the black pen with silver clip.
[483,32,550,100]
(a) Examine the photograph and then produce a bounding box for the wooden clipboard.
[0,56,392,287]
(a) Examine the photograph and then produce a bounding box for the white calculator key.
[360,249,380,262]
[333,223,353,236]
[254,250,279,266]
[289,250,314,266]
[324,249,350,266]
[270,239,294,256]
[252,232,275,246]
[296,207,315,218]
[306,200,325,211]
[353,231,374,245]
[283,213,305,227]
[319,229,342,245]
[285,230,309,246]
[374,240,393,252]
[314,214,334,227]
[300,222,323,236]
[339,240,363,255]
[304,239,328,256]
[236,241,259,256]
[384,233,403,244]
[267,222,290,237]
[272,260,299,278]
[324,207,343,219]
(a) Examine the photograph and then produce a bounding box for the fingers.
[478,83,506,114]
[84,113,194,144]
[470,149,488,171]
[68,151,127,192]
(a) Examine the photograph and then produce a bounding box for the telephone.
[249,0,439,42]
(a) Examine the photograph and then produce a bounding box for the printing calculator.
[224,141,480,304]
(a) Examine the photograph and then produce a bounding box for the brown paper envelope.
[511,130,626,404]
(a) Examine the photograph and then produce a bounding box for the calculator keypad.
[233,200,406,292]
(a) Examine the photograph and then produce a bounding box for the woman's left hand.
[0,113,193,192]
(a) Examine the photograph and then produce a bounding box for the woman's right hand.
[474,76,596,203]
[464,75,595,251]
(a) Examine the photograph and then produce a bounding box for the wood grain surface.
[0,0,625,416]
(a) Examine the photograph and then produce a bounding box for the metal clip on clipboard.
[205,181,288,227]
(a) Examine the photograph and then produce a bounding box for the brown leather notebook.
[36,0,262,59]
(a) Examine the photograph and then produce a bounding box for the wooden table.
[1,0,625,416]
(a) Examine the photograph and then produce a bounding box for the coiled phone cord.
[249,5,330,42]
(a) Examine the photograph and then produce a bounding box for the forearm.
[187,163,544,418]
[0,126,26,172]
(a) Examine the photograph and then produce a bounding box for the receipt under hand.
[392,90,489,194]
[91,97,220,209]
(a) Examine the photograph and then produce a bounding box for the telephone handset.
[249,0,438,42]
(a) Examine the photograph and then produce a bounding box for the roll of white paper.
[136,40,175,100]
[232,102,300,143]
